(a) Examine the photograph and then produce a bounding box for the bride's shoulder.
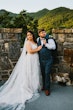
[25,40,31,47]
[26,40,31,44]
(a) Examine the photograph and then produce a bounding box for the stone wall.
[0,28,22,82]
[52,29,73,74]
[0,28,73,82]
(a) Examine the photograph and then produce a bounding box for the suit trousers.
[40,58,53,90]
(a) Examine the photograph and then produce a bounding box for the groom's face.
[39,31,46,38]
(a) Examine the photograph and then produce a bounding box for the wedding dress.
[0,39,42,110]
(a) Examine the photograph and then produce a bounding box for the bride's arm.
[26,41,42,54]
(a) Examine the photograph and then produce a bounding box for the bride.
[0,30,42,110]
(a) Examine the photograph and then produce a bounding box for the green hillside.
[27,8,49,19]
[0,9,17,17]
[0,7,73,34]
[38,7,73,33]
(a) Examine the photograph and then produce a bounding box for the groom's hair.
[38,29,45,34]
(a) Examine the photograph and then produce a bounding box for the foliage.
[0,7,73,45]
[27,8,49,19]
[38,7,73,34]
[0,10,38,47]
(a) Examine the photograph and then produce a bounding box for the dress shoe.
[45,90,50,96]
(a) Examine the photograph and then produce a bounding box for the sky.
[0,0,73,13]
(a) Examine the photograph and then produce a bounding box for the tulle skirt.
[0,53,42,110]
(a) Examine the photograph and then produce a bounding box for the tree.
[0,11,13,27]
[13,10,38,46]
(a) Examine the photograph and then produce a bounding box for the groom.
[37,29,56,96]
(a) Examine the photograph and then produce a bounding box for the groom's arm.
[37,37,39,43]
[45,38,56,50]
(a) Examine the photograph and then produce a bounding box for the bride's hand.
[37,45,42,51]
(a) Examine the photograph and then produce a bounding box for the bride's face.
[27,32,33,41]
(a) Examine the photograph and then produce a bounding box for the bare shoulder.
[25,41,32,49]
[26,40,31,45]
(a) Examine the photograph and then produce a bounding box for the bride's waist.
[27,53,38,55]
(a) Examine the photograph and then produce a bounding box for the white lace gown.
[0,42,42,110]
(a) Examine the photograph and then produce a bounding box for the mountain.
[0,9,17,17]
[38,7,73,33]
[0,7,73,33]
[27,8,49,19]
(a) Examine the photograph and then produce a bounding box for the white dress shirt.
[37,37,56,50]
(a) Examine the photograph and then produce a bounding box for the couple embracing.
[0,29,56,110]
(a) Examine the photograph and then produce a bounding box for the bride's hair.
[27,30,37,43]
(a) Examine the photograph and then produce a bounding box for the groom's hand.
[43,39,46,45]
